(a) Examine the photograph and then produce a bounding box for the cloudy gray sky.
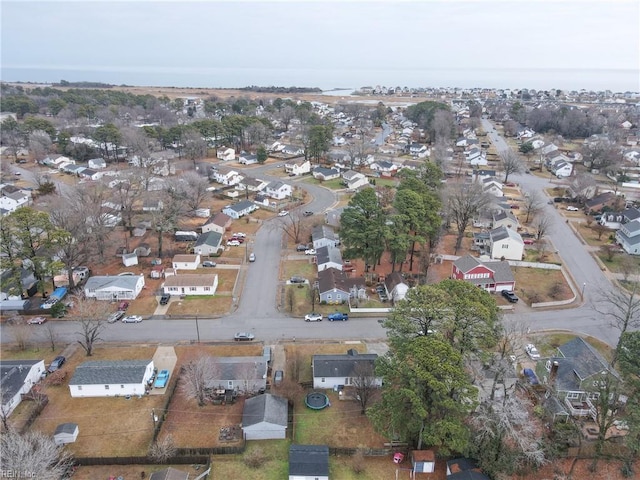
[1,1,638,91]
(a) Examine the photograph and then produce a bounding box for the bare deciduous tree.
[532,214,553,241]
[149,434,176,463]
[42,322,58,352]
[0,430,74,480]
[522,191,545,224]
[9,321,32,351]
[74,299,110,356]
[181,171,210,214]
[351,361,378,414]
[182,130,208,169]
[181,356,216,406]
[272,211,309,244]
[500,150,525,184]
[445,181,493,254]
[28,130,52,161]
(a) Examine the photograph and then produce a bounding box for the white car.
[227,240,241,246]
[566,206,580,212]
[305,312,322,322]
[234,232,246,238]
[278,211,289,217]
[525,343,541,360]
[122,315,142,323]
[304,249,317,255]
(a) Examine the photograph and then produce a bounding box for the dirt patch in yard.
[512,267,573,305]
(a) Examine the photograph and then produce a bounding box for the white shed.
[122,252,138,267]
[54,423,79,445]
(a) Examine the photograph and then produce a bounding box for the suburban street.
[1,124,625,348]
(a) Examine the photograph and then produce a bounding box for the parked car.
[107,311,125,323]
[249,253,256,262]
[118,301,129,311]
[303,211,313,217]
[522,368,539,385]
[296,244,309,252]
[234,332,255,341]
[523,239,535,245]
[154,370,170,388]
[230,236,244,243]
[27,316,47,325]
[502,290,519,303]
[525,343,541,360]
[304,249,317,255]
[509,204,520,210]
[122,315,142,323]
[278,210,289,217]
[328,312,349,321]
[305,312,323,322]
[290,276,306,284]
[159,294,170,305]
[202,261,217,267]
[274,370,284,385]
[227,240,241,246]
[566,206,580,211]
[234,232,246,238]
[47,355,66,373]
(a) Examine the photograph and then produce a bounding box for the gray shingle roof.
[453,255,482,273]
[483,261,515,283]
[313,352,378,378]
[558,337,618,381]
[54,423,78,435]
[317,267,365,296]
[490,225,523,244]
[195,231,222,248]
[84,275,142,292]
[204,356,268,386]
[312,224,336,243]
[0,360,43,402]
[289,445,329,477]
[242,393,288,428]
[69,360,152,386]
[149,467,189,480]
[316,245,342,266]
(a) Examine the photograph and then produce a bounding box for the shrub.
[244,446,268,469]
[548,282,566,299]
[351,449,366,474]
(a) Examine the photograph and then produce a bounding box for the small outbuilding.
[289,444,329,480]
[53,423,79,446]
[149,467,190,480]
[242,393,288,440]
[411,449,435,474]
[122,252,138,267]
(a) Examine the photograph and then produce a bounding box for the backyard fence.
[151,374,181,443]
[74,455,209,466]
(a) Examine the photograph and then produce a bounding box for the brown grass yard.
[512,267,573,304]
[166,295,233,317]
[285,343,368,384]
[72,463,207,480]
[283,259,316,280]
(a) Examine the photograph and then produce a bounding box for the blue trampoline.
[305,392,330,410]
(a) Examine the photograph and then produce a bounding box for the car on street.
[107,311,125,323]
[278,210,289,217]
[234,332,255,341]
[328,312,349,321]
[523,239,536,245]
[159,294,170,305]
[305,312,323,322]
[525,343,541,360]
[47,355,66,373]
[234,233,246,238]
[296,244,309,252]
[509,205,520,210]
[303,211,313,217]
[230,236,244,243]
[154,369,170,388]
[290,276,306,284]
[502,290,519,303]
[274,370,283,385]
[566,206,580,211]
[202,261,217,267]
[304,249,316,255]
[227,240,241,246]
[118,301,129,311]
[249,253,256,262]
[122,315,143,323]
[27,316,47,325]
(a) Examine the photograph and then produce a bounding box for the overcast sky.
[1,1,638,90]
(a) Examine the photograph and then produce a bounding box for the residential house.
[451,255,516,292]
[283,144,305,156]
[0,360,46,417]
[446,458,490,480]
[312,350,381,390]
[84,275,145,300]
[342,170,369,190]
[69,360,155,398]
[284,159,311,176]
[540,337,620,419]
[550,160,573,178]
[63,164,85,175]
[172,254,201,270]
[409,143,428,156]
[316,246,343,272]
[163,274,218,296]
[212,167,243,186]
[217,147,236,161]
[312,167,341,181]
[0,190,29,214]
[288,445,329,480]
[584,191,619,214]
[312,225,339,249]
[223,200,258,219]
[616,219,640,254]
[316,267,366,304]
[599,207,640,229]
[0,267,38,300]
[42,154,72,167]
[53,423,79,446]
[238,152,258,165]
[142,198,163,212]
[236,176,268,194]
[540,143,559,156]
[87,158,106,169]
[122,252,138,267]
[383,272,410,303]
[265,181,292,200]
[79,168,101,181]
[194,231,223,256]
[492,210,519,230]
[242,393,288,440]
[369,160,398,174]
[489,226,524,261]
[205,356,268,393]
[482,178,504,197]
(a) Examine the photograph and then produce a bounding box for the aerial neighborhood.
[2,81,640,479]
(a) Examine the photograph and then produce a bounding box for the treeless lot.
[512,266,573,304]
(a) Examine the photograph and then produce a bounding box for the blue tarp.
[523,368,539,385]
[50,287,67,300]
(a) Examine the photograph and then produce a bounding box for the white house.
[163,274,218,296]
[489,226,524,261]
[369,160,398,173]
[69,360,155,398]
[242,394,288,440]
[283,144,305,156]
[284,159,311,176]
[201,212,233,235]
[482,178,504,197]
[0,360,46,417]
[316,246,343,272]
[616,219,640,255]
[236,177,268,193]
[384,272,410,303]
[223,200,258,219]
[312,167,341,181]
[238,152,258,165]
[342,170,369,190]
[217,147,236,161]
[492,210,519,230]
[87,158,107,169]
[193,232,223,256]
[172,254,201,270]
[312,225,339,250]
[0,190,30,214]
[42,154,72,167]
[212,168,243,186]
[265,181,292,200]
[84,275,145,300]
[552,160,573,178]
[312,350,381,390]
[205,356,268,393]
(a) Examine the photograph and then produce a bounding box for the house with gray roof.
[489,225,524,261]
[383,271,410,303]
[312,166,341,181]
[312,350,381,390]
[242,393,288,440]
[69,359,154,398]
[289,445,329,480]
[84,275,145,300]
[452,255,515,293]
[205,356,268,394]
[222,199,258,219]
[316,267,366,304]
[312,225,339,249]
[492,210,519,230]
[53,423,79,446]
[616,219,640,255]
[316,245,343,272]
[194,231,223,256]
[201,212,233,235]
[265,180,292,200]
[0,359,46,416]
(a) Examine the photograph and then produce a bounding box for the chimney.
[550,361,559,383]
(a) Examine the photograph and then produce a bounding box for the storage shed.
[53,423,79,445]
[411,449,435,473]
[242,393,288,440]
